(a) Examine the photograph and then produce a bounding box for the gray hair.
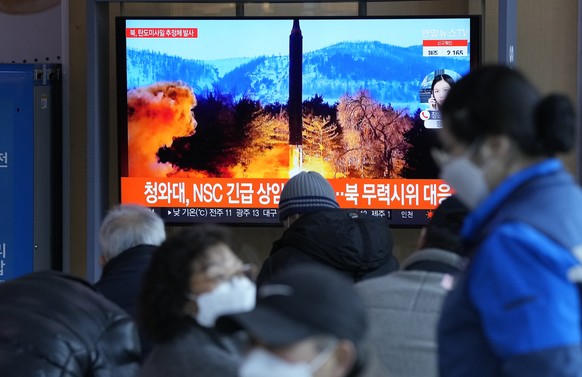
[99,204,166,260]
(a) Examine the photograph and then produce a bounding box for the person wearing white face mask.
[435,65,582,377]
[138,224,256,377]
[217,264,389,377]
[186,274,256,328]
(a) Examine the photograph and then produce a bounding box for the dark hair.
[423,195,468,254]
[431,74,455,94]
[440,65,575,156]
[138,224,234,342]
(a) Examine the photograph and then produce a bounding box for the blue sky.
[125,18,472,61]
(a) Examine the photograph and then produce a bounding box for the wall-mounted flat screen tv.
[116,16,480,226]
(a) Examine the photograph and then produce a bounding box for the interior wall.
[68,0,87,276]
[68,0,580,278]
[515,0,578,174]
[0,5,61,64]
[516,0,577,98]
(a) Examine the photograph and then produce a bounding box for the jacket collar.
[101,244,157,273]
[461,158,562,241]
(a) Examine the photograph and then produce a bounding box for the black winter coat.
[95,244,156,319]
[0,271,141,377]
[95,244,157,359]
[256,209,399,286]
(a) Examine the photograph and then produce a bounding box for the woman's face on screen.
[433,79,452,107]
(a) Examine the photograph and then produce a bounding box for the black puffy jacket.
[257,209,399,286]
[0,271,141,377]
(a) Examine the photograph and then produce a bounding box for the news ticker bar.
[151,207,433,227]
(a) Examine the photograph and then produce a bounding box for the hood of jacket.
[272,209,398,281]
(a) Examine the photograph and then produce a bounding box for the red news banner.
[125,28,198,38]
[422,39,468,57]
[122,177,453,210]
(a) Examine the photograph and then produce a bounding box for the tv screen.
[116,16,480,226]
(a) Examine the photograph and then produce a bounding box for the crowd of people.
[0,64,581,377]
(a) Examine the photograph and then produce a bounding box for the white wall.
[0,4,61,64]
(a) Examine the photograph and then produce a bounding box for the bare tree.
[238,109,288,170]
[302,113,340,167]
[337,90,413,178]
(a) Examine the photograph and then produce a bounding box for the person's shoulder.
[144,328,204,361]
[111,244,158,264]
[148,326,241,373]
[340,210,391,230]
[23,270,95,290]
[354,273,398,294]
[355,268,447,295]
[269,236,317,263]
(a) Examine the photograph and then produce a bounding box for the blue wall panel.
[0,65,35,282]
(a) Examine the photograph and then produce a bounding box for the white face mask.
[188,276,256,327]
[439,156,489,209]
[239,342,336,377]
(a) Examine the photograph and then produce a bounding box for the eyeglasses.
[206,263,258,284]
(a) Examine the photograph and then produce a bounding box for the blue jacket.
[438,159,582,377]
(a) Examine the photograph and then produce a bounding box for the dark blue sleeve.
[469,222,582,375]
[502,345,582,377]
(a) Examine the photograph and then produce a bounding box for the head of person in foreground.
[218,264,376,377]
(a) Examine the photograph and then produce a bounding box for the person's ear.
[482,135,511,158]
[330,340,357,377]
[99,255,108,268]
[184,297,199,316]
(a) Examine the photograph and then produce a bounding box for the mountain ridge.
[126,41,471,109]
